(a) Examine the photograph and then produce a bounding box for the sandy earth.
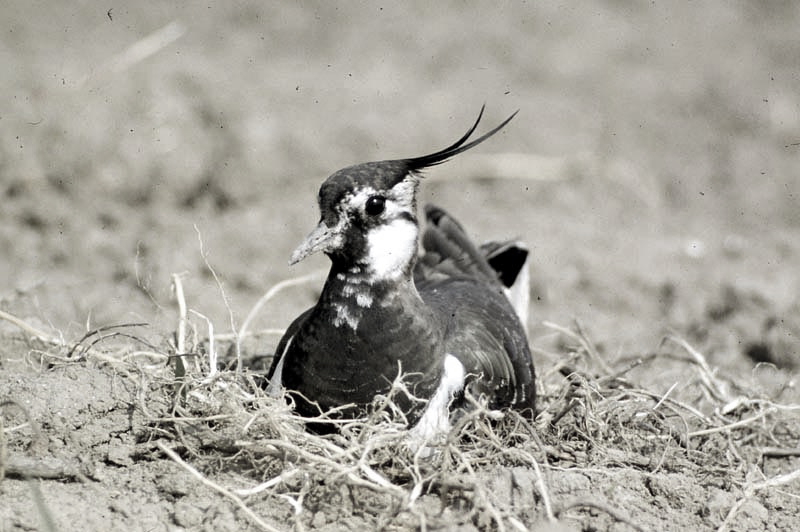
[2,2,800,531]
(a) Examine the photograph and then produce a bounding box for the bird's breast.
[281,276,446,419]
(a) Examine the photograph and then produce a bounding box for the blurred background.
[1,1,798,368]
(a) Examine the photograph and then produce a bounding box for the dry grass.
[5,266,797,531]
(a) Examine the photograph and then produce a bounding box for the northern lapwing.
[266,107,536,440]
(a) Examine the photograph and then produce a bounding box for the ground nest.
[2,273,799,532]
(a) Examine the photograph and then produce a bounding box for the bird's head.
[289,106,518,282]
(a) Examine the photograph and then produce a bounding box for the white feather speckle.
[355,292,373,307]
[332,302,360,329]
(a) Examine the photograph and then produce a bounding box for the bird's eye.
[365,195,386,216]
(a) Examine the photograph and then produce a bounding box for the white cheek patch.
[343,174,419,282]
[365,217,418,281]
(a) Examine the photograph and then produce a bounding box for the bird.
[266,106,535,441]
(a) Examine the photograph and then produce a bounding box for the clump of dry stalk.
[2,267,799,532]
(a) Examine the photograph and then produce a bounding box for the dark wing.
[415,204,498,282]
[414,205,536,411]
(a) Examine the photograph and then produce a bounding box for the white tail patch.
[503,255,530,336]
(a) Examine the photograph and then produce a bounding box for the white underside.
[266,335,292,397]
[408,354,466,446]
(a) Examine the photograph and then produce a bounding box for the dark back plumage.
[414,205,535,411]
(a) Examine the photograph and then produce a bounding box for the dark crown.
[317,105,519,211]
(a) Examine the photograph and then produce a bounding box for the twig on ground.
[688,407,777,438]
[543,320,613,375]
[652,381,679,411]
[234,468,303,496]
[555,498,647,532]
[158,442,282,532]
[717,467,800,532]
[28,478,57,532]
[0,309,61,344]
[751,467,800,491]
[1,401,87,482]
[760,447,800,458]
[68,324,153,359]
[448,443,509,532]
[189,310,217,377]
[171,273,189,359]
[194,225,241,372]
[665,335,732,404]
[3,455,88,482]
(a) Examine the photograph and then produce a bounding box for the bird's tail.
[481,240,530,332]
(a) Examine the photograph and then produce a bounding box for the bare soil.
[2,2,799,531]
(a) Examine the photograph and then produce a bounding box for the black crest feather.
[406,105,519,171]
